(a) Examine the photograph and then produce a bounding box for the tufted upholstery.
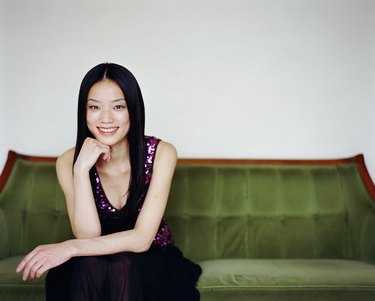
[1,151,375,301]
[166,163,375,262]
[0,159,72,259]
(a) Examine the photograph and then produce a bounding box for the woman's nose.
[100,108,114,123]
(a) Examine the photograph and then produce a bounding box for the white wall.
[1,0,375,180]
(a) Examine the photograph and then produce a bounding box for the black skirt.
[45,245,201,301]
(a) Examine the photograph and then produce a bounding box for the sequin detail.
[93,136,174,248]
[95,174,117,213]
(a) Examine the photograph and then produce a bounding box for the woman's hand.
[16,241,75,281]
[74,138,111,172]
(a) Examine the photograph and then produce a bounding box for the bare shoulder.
[56,148,75,171]
[56,147,75,184]
[154,141,177,170]
[156,141,177,161]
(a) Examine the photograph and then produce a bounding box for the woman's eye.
[88,105,100,110]
[114,105,126,110]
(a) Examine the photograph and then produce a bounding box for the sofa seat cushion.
[197,259,375,301]
[0,256,45,301]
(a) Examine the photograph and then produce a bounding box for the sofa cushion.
[0,256,45,301]
[198,259,375,301]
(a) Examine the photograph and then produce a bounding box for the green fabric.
[197,259,375,301]
[0,160,73,257]
[0,286,45,301]
[0,256,45,301]
[199,288,375,301]
[0,209,9,259]
[0,256,45,285]
[166,164,375,262]
[198,259,375,287]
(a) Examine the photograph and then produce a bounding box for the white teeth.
[99,127,118,133]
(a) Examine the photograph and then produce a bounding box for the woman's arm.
[57,138,111,238]
[17,141,177,280]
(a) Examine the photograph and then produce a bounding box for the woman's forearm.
[72,167,101,238]
[16,228,152,281]
[68,228,152,257]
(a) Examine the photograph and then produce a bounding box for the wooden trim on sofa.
[0,150,57,192]
[177,155,360,166]
[1,151,374,202]
[354,155,375,202]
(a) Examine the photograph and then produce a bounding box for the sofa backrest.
[1,152,375,263]
[0,153,72,258]
[165,157,375,262]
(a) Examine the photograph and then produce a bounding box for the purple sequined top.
[93,136,174,248]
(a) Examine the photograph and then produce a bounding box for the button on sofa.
[1,151,375,301]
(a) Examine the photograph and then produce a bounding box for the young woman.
[16,63,202,300]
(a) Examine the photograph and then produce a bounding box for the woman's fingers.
[97,143,111,162]
[16,246,38,273]
[18,246,47,281]
[35,261,51,278]
[102,146,112,162]
[18,252,40,281]
[75,138,112,170]
[28,258,46,280]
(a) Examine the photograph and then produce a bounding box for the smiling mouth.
[98,127,119,134]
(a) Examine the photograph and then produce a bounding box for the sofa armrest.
[0,208,10,259]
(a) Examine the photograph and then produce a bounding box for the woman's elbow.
[74,232,101,239]
[133,238,154,253]
[72,225,101,239]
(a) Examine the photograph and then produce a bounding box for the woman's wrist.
[64,239,80,258]
[73,163,91,176]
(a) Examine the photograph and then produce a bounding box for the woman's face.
[86,79,130,146]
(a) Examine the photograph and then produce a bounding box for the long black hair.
[73,63,146,212]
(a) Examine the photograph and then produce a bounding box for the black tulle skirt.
[45,245,201,301]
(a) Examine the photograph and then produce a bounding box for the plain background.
[1,0,375,180]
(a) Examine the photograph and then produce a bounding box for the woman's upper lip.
[97,127,119,133]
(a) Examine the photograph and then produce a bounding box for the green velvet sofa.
[1,150,375,301]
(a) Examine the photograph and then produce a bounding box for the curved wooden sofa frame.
[1,150,375,202]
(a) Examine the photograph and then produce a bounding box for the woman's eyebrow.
[87,98,126,103]
[87,98,100,102]
[112,98,126,103]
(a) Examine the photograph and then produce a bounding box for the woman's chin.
[98,136,127,148]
